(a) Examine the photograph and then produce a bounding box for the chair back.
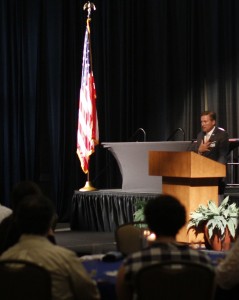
[134,260,215,300]
[0,259,51,300]
[115,222,147,255]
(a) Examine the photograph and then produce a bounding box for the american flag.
[77,22,99,174]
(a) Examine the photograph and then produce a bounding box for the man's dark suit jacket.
[194,127,229,164]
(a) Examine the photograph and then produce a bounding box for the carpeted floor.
[55,224,117,256]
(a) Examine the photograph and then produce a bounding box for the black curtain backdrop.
[1,0,239,221]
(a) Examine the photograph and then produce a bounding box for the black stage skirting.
[70,190,160,232]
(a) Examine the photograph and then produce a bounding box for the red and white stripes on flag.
[77,21,99,174]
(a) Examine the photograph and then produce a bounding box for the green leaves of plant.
[187,196,239,239]
[133,199,147,222]
[133,207,145,222]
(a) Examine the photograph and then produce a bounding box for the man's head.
[144,194,186,237]
[11,181,42,210]
[200,111,216,133]
[16,194,55,235]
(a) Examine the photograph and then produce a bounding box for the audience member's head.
[16,194,55,235]
[144,194,186,237]
[10,181,42,210]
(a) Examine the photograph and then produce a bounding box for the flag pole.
[77,1,98,192]
[80,168,97,191]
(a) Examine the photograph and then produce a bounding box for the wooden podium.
[148,151,226,244]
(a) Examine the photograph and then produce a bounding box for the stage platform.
[70,187,239,234]
[56,185,239,256]
[70,189,160,232]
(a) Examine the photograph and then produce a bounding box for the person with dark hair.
[144,195,186,237]
[16,194,55,235]
[0,194,100,300]
[10,180,43,210]
[0,180,56,254]
[194,111,229,196]
[116,194,213,300]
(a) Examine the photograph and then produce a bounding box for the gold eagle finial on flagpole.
[83,1,96,18]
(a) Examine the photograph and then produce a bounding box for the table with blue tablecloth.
[81,250,227,300]
[81,253,123,300]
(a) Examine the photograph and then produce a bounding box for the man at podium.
[194,111,229,163]
[194,111,229,195]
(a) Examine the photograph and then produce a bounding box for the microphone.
[178,128,185,140]
[167,128,185,141]
[132,128,147,142]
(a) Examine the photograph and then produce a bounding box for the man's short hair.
[144,194,186,237]
[201,111,216,121]
[16,194,55,235]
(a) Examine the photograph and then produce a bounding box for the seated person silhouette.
[116,194,214,300]
[0,194,100,300]
[0,181,57,255]
[215,237,239,299]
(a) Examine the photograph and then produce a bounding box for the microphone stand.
[167,128,185,141]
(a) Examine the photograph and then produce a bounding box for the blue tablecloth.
[200,249,227,266]
[82,249,227,300]
[82,258,122,300]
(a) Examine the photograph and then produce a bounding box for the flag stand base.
[79,181,97,192]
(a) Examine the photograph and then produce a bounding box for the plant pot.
[204,226,233,251]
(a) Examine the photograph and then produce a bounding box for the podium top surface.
[102,141,192,148]
[149,151,226,178]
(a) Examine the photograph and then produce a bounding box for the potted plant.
[187,196,239,250]
[133,199,147,223]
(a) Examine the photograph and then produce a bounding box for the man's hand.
[198,140,211,153]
